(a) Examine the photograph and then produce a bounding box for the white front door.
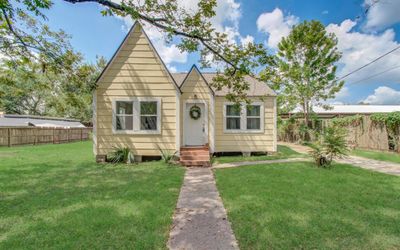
[184,103,207,146]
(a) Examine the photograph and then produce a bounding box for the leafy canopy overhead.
[1,0,270,101]
[262,20,344,120]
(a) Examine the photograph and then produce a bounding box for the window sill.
[223,129,264,134]
[113,130,161,135]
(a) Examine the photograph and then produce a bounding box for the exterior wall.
[214,96,277,152]
[179,69,214,151]
[95,23,178,156]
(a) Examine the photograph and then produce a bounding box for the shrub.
[310,125,348,168]
[108,147,134,164]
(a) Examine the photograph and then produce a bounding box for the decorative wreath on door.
[189,105,201,120]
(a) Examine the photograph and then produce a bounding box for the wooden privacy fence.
[279,116,400,152]
[0,127,92,147]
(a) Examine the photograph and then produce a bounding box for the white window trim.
[112,97,161,135]
[223,102,264,134]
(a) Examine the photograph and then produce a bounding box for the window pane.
[116,101,133,114]
[140,116,157,130]
[247,105,260,116]
[116,115,133,130]
[226,105,241,116]
[140,101,157,115]
[226,117,241,130]
[247,118,260,130]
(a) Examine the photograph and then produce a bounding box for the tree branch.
[62,0,238,70]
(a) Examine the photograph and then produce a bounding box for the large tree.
[262,20,344,125]
[0,50,105,123]
[1,0,268,101]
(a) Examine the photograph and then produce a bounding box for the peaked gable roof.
[172,70,276,97]
[95,21,181,93]
[178,64,215,95]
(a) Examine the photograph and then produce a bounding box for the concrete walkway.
[336,155,400,176]
[168,168,239,250]
[281,142,400,176]
[212,157,309,169]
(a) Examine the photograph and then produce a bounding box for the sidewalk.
[281,142,400,176]
[168,168,239,250]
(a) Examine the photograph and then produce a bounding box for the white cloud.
[364,0,400,30]
[363,86,400,104]
[322,10,329,15]
[335,86,350,100]
[256,8,299,48]
[326,19,400,84]
[167,65,178,73]
[240,35,254,46]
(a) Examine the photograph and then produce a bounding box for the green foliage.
[1,3,70,66]
[310,125,348,167]
[0,53,105,123]
[370,112,400,152]
[108,147,134,164]
[370,112,400,130]
[157,145,177,165]
[262,20,344,122]
[332,115,363,127]
[3,0,271,103]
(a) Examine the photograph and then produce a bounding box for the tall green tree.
[262,20,344,125]
[0,51,105,123]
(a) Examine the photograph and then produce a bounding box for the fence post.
[80,128,83,141]
[7,128,11,147]
[67,128,69,143]
[34,128,37,145]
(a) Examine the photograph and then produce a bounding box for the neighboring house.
[0,113,85,128]
[281,105,400,119]
[93,22,277,165]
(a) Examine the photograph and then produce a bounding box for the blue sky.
[42,0,400,105]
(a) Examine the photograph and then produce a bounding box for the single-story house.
[281,105,400,119]
[93,22,277,166]
[0,113,85,128]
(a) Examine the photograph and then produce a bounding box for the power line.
[338,45,400,81]
[348,64,400,84]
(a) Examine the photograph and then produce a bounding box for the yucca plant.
[157,145,177,165]
[108,147,134,164]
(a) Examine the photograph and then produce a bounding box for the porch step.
[180,146,211,168]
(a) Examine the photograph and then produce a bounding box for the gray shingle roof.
[0,114,85,128]
[171,72,276,97]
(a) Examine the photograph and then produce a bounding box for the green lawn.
[213,145,304,164]
[215,162,400,249]
[352,148,400,164]
[0,141,184,249]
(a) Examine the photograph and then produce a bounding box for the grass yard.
[215,162,400,249]
[352,148,400,164]
[0,141,184,249]
[213,145,304,164]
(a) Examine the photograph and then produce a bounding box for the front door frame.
[183,100,208,146]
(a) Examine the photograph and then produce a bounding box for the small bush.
[108,147,134,164]
[310,126,348,168]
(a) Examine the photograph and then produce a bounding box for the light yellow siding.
[95,23,178,156]
[214,96,277,152]
[179,68,213,149]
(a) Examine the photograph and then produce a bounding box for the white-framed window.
[226,104,241,130]
[113,97,161,134]
[223,102,264,133]
[246,105,261,130]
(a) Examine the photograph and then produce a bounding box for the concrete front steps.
[180,146,211,167]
